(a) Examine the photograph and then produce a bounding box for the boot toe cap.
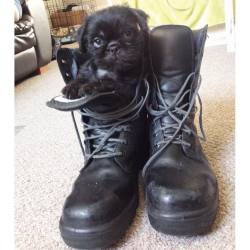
[146,167,218,214]
[60,181,125,229]
[62,194,122,226]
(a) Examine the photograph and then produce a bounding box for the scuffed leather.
[62,158,137,227]
[145,144,217,213]
[145,25,218,216]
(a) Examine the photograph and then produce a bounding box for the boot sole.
[59,194,138,249]
[148,196,218,236]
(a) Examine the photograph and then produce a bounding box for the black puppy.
[62,6,149,102]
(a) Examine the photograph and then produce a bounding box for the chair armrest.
[26,0,52,66]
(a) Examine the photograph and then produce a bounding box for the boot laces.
[142,71,206,176]
[76,80,149,165]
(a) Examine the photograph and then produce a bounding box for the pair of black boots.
[56,25,218,249]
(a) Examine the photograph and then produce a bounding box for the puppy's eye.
[93,37,103,48]
[124,30,133,39]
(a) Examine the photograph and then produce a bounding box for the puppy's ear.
[131,9,149,71]
[132,9,149,34]
[76,25,86,53]
[76,17,91,53]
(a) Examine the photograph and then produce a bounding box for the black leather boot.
[51,49,149,249]
[143,25,218,235]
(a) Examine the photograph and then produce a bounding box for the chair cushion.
[15,15,36,54]
[15,14,33,35]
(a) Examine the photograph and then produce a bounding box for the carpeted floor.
[15,45,235,250]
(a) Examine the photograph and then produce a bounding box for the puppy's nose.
[107,41,120,54]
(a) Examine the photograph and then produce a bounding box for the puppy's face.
[78,6,148,73]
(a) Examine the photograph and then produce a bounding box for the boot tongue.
[150,25,194,96]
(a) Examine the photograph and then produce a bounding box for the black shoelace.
[73,79,149,165]
[142,71,206,177]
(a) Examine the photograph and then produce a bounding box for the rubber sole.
[148,196,218,236]
[59,195,138,249]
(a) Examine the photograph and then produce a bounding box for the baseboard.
[206,24,227,47]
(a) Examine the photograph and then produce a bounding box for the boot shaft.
[149,24,207,107]
[143,25,208,174]
[150,25,194,96]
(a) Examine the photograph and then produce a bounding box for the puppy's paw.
[62,83,82,99]
[62,81,119,99]
[78,85,96,97]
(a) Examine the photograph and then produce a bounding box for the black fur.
[62,6,149,101]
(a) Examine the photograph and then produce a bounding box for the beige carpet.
[15,45,235,250]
